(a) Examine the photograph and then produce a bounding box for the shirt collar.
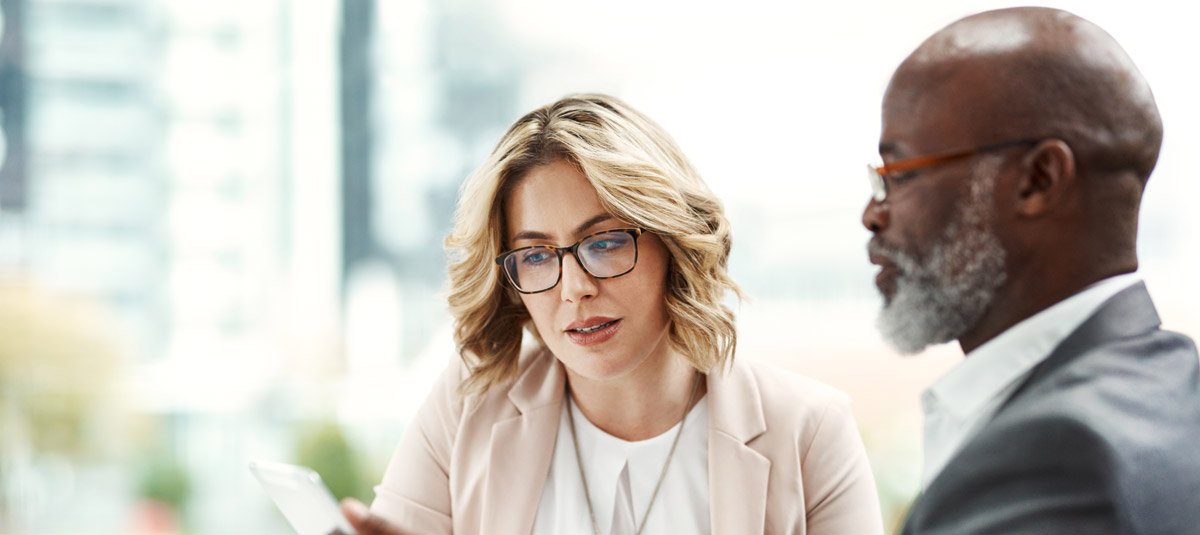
[925,272,1143,421]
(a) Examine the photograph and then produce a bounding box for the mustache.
[868,237,902,262]
[867,237,920,273]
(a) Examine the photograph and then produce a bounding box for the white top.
[920,272,1142,489]
[532,396,710,535]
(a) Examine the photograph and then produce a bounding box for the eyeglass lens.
[501,230,638,293]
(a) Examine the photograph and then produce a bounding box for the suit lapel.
[480,350,565,534]
[708,360,771,535]
[900,493,921,535]
[1002,282,1160,410]
[905,282,1162,530]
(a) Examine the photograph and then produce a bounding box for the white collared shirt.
[532,397,710,535]
[920,272,1142,489]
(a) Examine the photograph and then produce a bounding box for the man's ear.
[1014,139,1076,217]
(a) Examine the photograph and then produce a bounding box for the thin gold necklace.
[565,373,702,535]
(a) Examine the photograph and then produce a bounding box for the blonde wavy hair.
[445,93,741,395]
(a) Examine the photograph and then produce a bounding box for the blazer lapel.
[480,350,565,534]
[708,360,771,535]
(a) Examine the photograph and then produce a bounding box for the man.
[863,7,1200,534]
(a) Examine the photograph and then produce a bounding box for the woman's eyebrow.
[572,213,615,236]
[510,213,614,243]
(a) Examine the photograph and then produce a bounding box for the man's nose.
[862,198,889,233]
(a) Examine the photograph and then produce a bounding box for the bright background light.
[1,1,1195,533]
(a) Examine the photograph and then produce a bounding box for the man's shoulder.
[918,327,1200,533]
[981,324,1199,459]
[1005,326,1200,438]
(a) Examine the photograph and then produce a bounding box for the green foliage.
[294,422,374,503]
[0,281,121,458]
[138,453,192,511]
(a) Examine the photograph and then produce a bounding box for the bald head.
[889,7,1162,181]
[868,8,1161,352]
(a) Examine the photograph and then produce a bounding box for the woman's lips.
[565,318,622,346]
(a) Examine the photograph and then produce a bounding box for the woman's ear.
[1013,139,1076,218]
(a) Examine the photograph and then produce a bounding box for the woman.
[341,94,883,534]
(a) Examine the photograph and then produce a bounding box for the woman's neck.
[565,350,705,441]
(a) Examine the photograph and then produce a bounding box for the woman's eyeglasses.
[495,228,644,294]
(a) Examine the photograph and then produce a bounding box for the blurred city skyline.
[1,0,1196,533]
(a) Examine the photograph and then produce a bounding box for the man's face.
[863,77,1009,354]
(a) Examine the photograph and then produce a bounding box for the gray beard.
[872,159,1009,354]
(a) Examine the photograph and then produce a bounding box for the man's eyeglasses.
[868,138,1039,202]
[495,228,644,294]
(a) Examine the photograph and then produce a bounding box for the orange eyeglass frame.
[868,138,1039,202]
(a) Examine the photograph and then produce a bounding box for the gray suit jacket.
[903,283,1200,534]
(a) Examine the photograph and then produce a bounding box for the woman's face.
[503,159,673,381]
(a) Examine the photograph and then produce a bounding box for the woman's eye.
[587,235,629,253]
[521,250,552,265]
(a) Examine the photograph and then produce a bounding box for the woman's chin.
[554,349,643,383]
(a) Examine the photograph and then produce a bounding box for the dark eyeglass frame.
[868,138,1040,202]
[494,227,645,294]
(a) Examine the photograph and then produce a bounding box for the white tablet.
[249,461,356,535]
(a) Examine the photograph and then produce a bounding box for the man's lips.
[875,265,899,288]
[868,253,900,292]
[867,252,893,268]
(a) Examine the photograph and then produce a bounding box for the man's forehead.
[881,68,957,122]
[880,67,993,155]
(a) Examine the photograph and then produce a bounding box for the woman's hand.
[338,498,414,535]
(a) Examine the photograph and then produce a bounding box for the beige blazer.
[370,347,884,534]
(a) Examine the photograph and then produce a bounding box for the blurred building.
[1,0,27,219]
[15,0,165,358]
[1,0,27,276]
[3,0,339,532]
[364,0,522,364]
